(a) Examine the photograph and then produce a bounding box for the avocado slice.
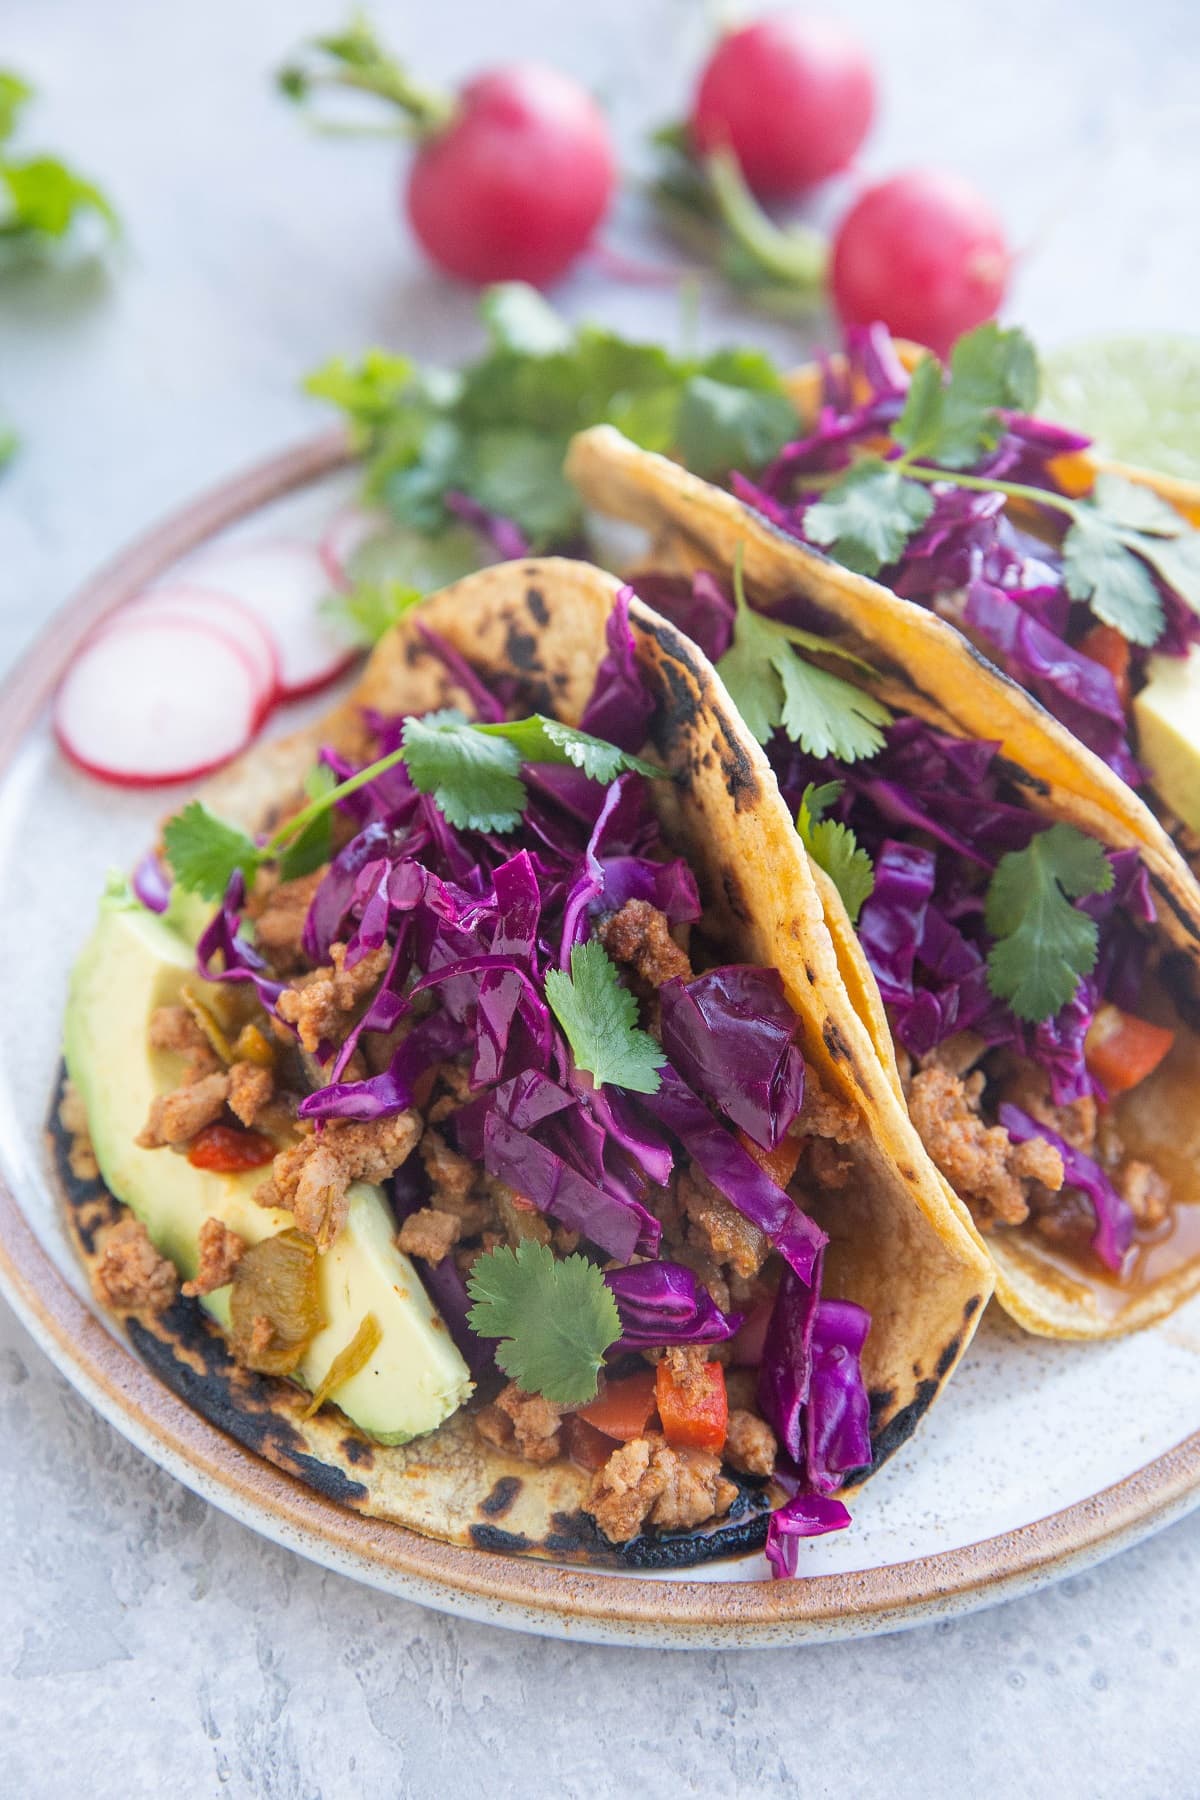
[1134,644,1200,836]
[63,886,472,1442]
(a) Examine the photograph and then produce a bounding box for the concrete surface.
[1,0,1198,1793]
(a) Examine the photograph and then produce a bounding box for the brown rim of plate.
[2,429,1198,1640]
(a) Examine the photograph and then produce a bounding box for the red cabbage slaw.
[192,594,868,1572]
[733,323,1200,784]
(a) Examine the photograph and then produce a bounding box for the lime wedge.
[1041,335,1200,481]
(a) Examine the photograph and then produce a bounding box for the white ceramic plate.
[1,438,1198,1649]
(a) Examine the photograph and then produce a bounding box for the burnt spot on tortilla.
[822,1018,849,1063]
[935,1334,962,1380]
[342,1435,375,1468]
[995,756,1051,799]
[615,1479,773,1570]
[479,1476,523,1519]
[470,1523,533,1555]
[645,656,700,760]
[542,1510,604,1554]
[1154,885,1200,957]
[525,586,549,626]
[503,621,540,673]
[964,1293,982,1322]
[722,868,750,924]
[803,962,817,985]
[868,1378,938,1471]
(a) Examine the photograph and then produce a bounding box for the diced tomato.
[655,1358,728,1454]
[1077,623,1132,713]
[738,1129,805,1190]
[562,1412,619,1472]
[1085,1003,1175,1097]
[187,1123,277,1172]
[577,1367,658,1442]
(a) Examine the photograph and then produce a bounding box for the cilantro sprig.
[466,1240,621,1406]
[162,712,664,900]
[984,824,1114,1022]
[716,547,891,761]
[0,69,118,259]
[801,323,1200,649]
[796,782,875,924]
[304,280,799,545]
[545,940,668,1094]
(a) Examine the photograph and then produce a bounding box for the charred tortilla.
[62,557,992,1565]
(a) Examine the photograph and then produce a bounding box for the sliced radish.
[55,617,260,786]
[319,504,389,590]
[110,585,279,719]
[185,538,354,698]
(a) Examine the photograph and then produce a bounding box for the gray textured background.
[2,0,1198,1794]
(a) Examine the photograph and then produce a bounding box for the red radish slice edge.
[55,616,260,787]
[184,537,355,698]
[113,585,280,717]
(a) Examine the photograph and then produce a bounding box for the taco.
[59,557,991,1573]
[566,427,1200,1339]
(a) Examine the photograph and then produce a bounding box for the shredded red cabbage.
[756,1261,822,1462]
[444,489,532,562]
[605,1262,742,1349]
[658,966,805,1151]
[998,1103,1135,1272]
[764,1490,852,1578]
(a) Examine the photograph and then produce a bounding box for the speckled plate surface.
[1,439,1198,1649]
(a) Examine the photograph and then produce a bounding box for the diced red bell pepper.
[738,1129,805,1190]
[1085,1002,1175,1097]
[187,1123,277,1173]
[577,1367,658,1442]
[562,1412,619,1472]
[1077,623,1132,713]
[655,1358,728,1454]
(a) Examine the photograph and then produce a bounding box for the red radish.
[406,66,616,285]
[55,618,260,786]
[184,539,353,698]
[831,170,1010,358]
[279,25,615,286]
[319,504,388,590]
[111,586,279,719]
[690,14,875,198]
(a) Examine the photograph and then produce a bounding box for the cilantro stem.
[704,148,826,291]
[894,459,1081,523]
[265,745,410,856]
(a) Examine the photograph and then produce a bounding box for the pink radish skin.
[319,504,388,590]
[185,537,354,698]
[55,617,261,787]
[108,585,279,721]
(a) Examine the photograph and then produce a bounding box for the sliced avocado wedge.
[63,887,472,1442]
[1134,645,1200,836]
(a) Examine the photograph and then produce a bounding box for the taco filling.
[630,558,1193,1304]
[68,591,886,1575]
[735,324,1200,847]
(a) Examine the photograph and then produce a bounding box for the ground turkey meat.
[420,1129,494,1234]
[93,1217,177,1313]
[276,943,392,1054]
[584,1433,737,1543]
[679,1169,768,1280]
[227,1061,274,1128]
[1114,1158,1170,1229]
[723,1408,776,1478]
[796,1071,861,1144]
[256,1110,422,1250]
[148,1004,217,1063]
[474,1381,563,1464]
[137,1070,230,1150]
[246,868,327,973]
[395,1206,461,1265]
[661,1344,712,1404]
[1000,1062,1098,1154]
[908,1066,1064,1227]
[598,899,693,989]
[182,1216,245,1296]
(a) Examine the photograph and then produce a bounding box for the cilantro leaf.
[0,71,118,257]
[1062,511,1165,646]
[481,282,572,355]
[545,940,667,1094]
[1133,532,1200,619]
[984,824,1114,1023]
[466,1240,621,1406]
[717,561,891,759]
[0,72,32,143]
[277,765,337,881]
[796,782,875,924]
[162,803,262,902]
[892,356,946,462]
[674,374,797,481]
[401,711,527,833]
[1091,471,1186,536]
[486,715,663,784]
[804,458,935,576]
[893,326,1039,471]
[322,578,423,647]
